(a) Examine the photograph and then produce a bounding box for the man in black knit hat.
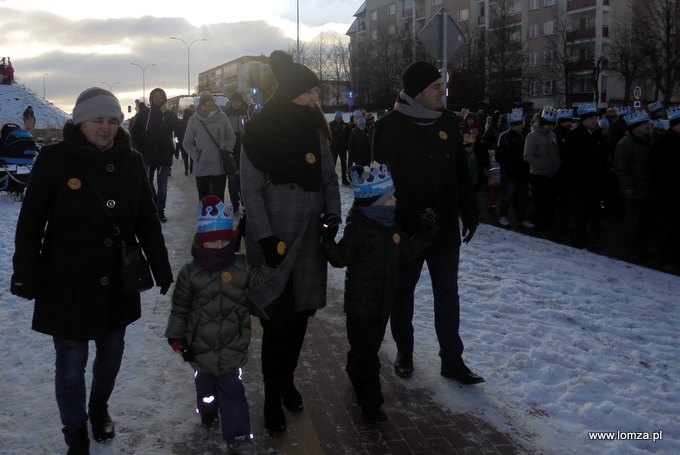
[373,61,483,385]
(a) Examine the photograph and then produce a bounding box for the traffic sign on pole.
[347,98,355,107]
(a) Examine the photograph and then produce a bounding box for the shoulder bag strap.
[198,119,220,149]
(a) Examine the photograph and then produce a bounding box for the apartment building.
[197,55,270,100]
[346,0,671,110]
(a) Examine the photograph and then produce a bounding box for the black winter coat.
[348,127,371,166]
[495,128,529,180]
[12,121,173,340]
[130,104,183,167]
[373,109,478,245]
[563,124,609,201]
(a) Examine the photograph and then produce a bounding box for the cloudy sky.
[1,0,361,116]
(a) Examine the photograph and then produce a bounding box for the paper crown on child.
[648,101,663,113]
[606,108,618,119]
[598,117,609,128]
[557,108,573,119]
[667,105,680,121]
[349,165,395,207]
[334,111,343,117]
[617,106,632,116]
[577,102,598,118]
[352,109,363,118]
[463,133,476,145]
[507,108,523,125]
[356,117,366,125]
[624,110,650,127]
[540,106,558,123]
[652,119,665,129]
[195,195,234,244]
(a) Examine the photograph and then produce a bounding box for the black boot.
[281,382,303,412]
[63,426,90,455]
[88,394,115,442]
[394,351,414,378]
[200,409,220,429]
[264,387,286,432]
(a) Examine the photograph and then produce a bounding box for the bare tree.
[326,36,351,107]
[449,20,486,109]
[607,5,645,105]
[540,8,578,106]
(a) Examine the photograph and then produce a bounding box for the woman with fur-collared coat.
[240,50,341,433]
[11,87,173,455]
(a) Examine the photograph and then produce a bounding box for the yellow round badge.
[67,178,82,190]
[305,153,317,164]
[221,271,233,284]
[392,233,402,244]
[439,131,448,140]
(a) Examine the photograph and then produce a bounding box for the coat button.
[100,277,109,285]
[289,184,295,190]
[106,199,116,208]
[106,164,115,172]
[104,238,114,247]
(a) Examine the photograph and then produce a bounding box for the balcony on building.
[416,8,426,20]
[567,0,609,11]
[571,91,607,103]
[489,13,522,30]
[567,25,608,41]
[403,8,413,18]
[566,58,608,72]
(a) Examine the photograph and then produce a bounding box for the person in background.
[11,87,173,455]
[23,105,36,132]
[222,92,250,213]
[372,61,483,385]
[165,196,272,453]
[240,50,341,433]
[182,92,236,202]
[130,88,184,222]
[329,111,350,185]
[178,107,194,175]
[348,117,371,167]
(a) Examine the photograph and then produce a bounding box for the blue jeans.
[498,177,530,223]
[147,165,171,212]
[390,243,464,368]
[195,369,251,439]
[53,328,126,432]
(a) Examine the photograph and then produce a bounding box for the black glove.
[462,223,477,244]
[159,281,172,295]
[320,213,341,243]
[259,235,287,267]
[168,338,195,361]
[10,278,37,300]
[417,208,439,242]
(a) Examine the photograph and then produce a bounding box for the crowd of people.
[9,49,680,455]
[0,56,15,85]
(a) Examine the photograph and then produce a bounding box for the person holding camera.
[182,92,236,201]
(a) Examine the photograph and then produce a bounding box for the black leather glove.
[10,278,37,300]
[320,213,341,243]
[259,235,287,267]
[462,223,477,244]
[417,208,439,242]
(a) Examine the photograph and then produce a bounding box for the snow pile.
[0,83,70,130]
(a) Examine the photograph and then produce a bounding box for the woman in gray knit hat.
[11,87,173,455]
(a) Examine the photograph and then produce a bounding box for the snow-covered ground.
[0,83,70,130]
[0,160,678,454]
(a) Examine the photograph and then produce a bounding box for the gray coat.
[182,107,236,177]
[524,124,561,178]
[240,131,341,318]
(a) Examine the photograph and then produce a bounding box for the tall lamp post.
[130,63,156,104]
[170,37,207,95]
[43,73,48,99]
[101,81,120,91]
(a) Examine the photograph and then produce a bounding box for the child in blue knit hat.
[320,166,438,423]
[165,195,272,452]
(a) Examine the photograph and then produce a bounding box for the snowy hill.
[0,83,70,129]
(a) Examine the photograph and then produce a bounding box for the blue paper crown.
[617,106,631,116]
[652,119,665,129]
[648,101,663,113]
[577,102,598,116]
[350,166,395,200]
[624,110,650,126]
[196,199,233,234]
[557,108,573,119]
[507,108,523,123]
[541,106,558,122]
[598,117,609,128]
[667,106,680,121]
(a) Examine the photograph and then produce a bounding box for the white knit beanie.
[72,87,124,125]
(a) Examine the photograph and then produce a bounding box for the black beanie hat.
[269,50,319,101]
[230,92,244,102]
[402,61,442,98]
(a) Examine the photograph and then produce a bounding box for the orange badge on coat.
[392,233,402,244]
[305,153,316,164]
[439,131,448,140]
[221,271,233,284]
[67,178,82,190]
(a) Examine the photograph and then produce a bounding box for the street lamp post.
[170,37,207,95]
[43,73,48,99]
[130,63,156,104]
[101,81,120,92]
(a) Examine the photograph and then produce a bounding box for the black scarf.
[241,97,322,192]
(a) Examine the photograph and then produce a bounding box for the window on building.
[543,80,554,95]
[371,29,378,40]
[388,4,396,15]
[544,20,555,36]
[405,0,414,10]
[432,0,442,5]
[529,52,538,67]
[510,29,521,42]
[530,0,539,10]
[543,50,555,65]
[544,0,556,6]
[388,24,397,35]
[529,24,539,38]
[458,8,469,22]
[530,81,539,96]
[370,11,377,21]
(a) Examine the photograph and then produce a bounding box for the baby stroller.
[0,123,37,201]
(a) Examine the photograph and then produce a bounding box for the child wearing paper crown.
[320,166,438,424]
[165,195,272,453]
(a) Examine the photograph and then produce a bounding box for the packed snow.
[0,83,70,130]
